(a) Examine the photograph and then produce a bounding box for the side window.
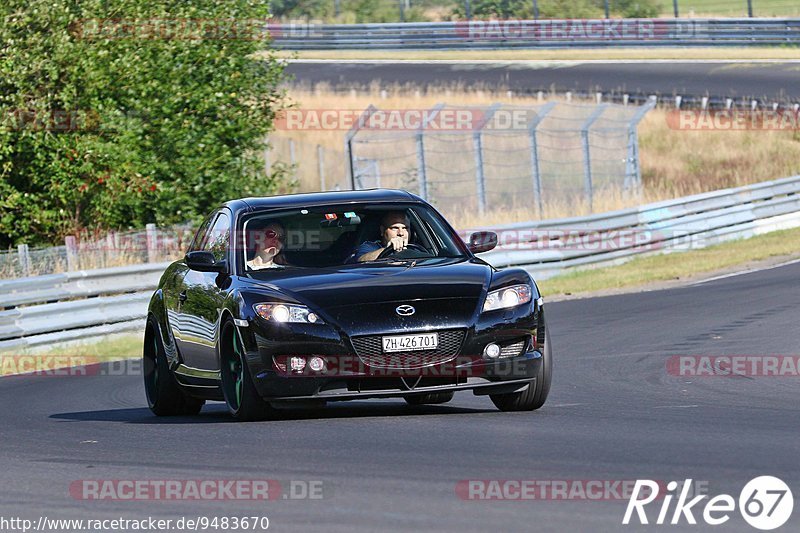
[203,212,231,262]
[188,214,216,253]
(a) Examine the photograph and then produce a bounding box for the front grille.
[351,330,466,369]
[500,340,526,358]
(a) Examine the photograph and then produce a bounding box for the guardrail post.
[65,236,78,271]
[603,0,610,18]
[747,0,753,17]
[146,223,158,263]
[345,105,378,190]
[580,105,608,212]
[464,0,471,20]
[317,144,326,191]
[17,244,31,277]
[472,103,500,216]
[533,0,539,19]
[528,102,556,218]
[673,0,679,17]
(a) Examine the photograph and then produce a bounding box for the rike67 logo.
[623,476,793,530]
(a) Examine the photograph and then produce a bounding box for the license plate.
[382,333,438,353]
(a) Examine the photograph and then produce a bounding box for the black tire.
[490,327,552,412]
[404,391,455,406]
[220,320,274,421]
[143,319,204,416]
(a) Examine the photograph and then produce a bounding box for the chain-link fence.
[267,136,349,193]
[344,100,654,222]
[0,225,193,279]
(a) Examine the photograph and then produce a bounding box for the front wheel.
[490,327,552,412]
[220,320,274,421]
[143,319,204,416]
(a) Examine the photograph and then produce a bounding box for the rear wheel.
[490,327,552,412]
[404,391,454,406]
[220,320,274,421]
[143,319,204,416]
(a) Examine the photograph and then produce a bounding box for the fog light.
[289,357,306,372]
[308,357,325,372]
[483,343,500,359]
[307,312,318,323]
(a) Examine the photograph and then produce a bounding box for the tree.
[0,0,287,247]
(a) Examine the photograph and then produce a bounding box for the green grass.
[1,333,143,376]
[539,225,800,296]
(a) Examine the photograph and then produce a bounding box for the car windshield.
[240,203,467,272]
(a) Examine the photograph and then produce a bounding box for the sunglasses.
[263,229,283,240]
[249,228,284,243]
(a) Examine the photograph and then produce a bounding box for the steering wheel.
[377,243,429,260]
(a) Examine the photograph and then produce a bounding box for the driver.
[354,211,410,262]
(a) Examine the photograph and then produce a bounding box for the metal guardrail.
[478,174,800,277]
[272,18,800,50]
[0,261,170,308]
[2,175,800,349]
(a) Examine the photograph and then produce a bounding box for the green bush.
[0,0,287,248]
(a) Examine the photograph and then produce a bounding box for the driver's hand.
[387,235,408,251]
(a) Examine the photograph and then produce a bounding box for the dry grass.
[271,85,800,226]
[639,111,800,196]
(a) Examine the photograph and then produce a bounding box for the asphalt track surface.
[285,60,800,103]
[1,261,799,532]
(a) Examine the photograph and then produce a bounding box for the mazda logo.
[395,305,415,316]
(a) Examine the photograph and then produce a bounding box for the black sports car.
[144,189,552,420]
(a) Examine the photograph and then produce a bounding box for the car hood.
[243,258,491,334]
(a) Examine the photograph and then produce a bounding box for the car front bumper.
[250,349,542,402]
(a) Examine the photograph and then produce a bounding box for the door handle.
[179,291,187,302]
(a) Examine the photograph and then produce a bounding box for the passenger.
[246,220,287,270]
[354,211,410,263]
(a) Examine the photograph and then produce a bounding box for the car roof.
[223,188,422,213]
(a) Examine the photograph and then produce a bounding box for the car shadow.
[50,401,495,425]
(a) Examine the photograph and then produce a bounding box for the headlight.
[482,284,532,312]
[254,303,324,324]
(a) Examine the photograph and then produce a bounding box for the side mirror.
[468,231,498,254]
[185,251,227,273]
